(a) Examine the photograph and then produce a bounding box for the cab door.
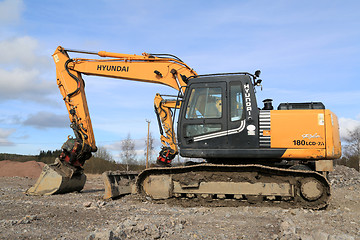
[226,80,258,150]
[179,81,228,152]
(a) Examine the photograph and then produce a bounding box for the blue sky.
[0,0,359,161]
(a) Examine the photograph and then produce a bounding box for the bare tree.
[342,126,360,171]
[119,133,137,170]
[93,146,114,162]
[144,132,155,164]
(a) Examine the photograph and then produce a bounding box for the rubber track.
[136,164,330,210]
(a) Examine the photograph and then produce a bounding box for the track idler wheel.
[300,178,324,201]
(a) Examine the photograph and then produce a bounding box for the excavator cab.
[178,73,262,160]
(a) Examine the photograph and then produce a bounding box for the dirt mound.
[0,160,45,179]
[329,165,360,189]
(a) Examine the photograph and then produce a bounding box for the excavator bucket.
[26,158,86,196]
[102,171,138,199]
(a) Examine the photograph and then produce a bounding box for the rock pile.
[329,165,360,189]
[87,216,187,240]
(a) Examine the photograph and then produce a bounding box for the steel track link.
[136,164,330,210]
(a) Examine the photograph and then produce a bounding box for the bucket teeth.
[26,158,86,196]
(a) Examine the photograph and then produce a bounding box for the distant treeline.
[334,157,359,171]
[0,150,145,174]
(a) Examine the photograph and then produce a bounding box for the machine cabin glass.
[185,87,222,137]
[230,83,244,122]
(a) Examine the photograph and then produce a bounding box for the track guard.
[135,164,331,209]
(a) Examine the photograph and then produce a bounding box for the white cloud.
[339,117,360,140]
[0,128,15,146]
[0,0,24,25]
[0,68,55,102]
[22,111,68,129]
[0,36,48,67]
[0,35,55,104]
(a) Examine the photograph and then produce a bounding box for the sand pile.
[0,160,45,178]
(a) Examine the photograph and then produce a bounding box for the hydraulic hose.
[64,59,81,98]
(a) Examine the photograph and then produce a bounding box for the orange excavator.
[27,46,341,209]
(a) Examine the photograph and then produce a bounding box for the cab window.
[185,87,222,119]
[230,83,244,121]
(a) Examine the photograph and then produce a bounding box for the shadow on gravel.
[82,188,104,193]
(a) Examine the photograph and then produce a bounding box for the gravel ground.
[0,165,359,240]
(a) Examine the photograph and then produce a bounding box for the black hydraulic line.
[148,53,184,63]
[63,48,184,63]
[64,59,81,98]
[157,94,179,97]
[171,88,183,146]
[154,105,164,136]
[63,48,98,55]
[159,102,168,122]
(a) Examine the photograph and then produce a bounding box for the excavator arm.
[53,48,97,168]
[154,94,182,165]
[27,46,196,195]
